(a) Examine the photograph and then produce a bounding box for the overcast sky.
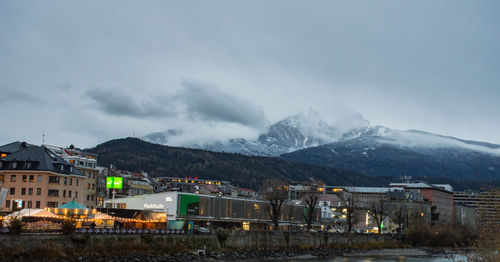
[1,1,499,148]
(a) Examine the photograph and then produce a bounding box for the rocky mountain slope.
[281,127,500,181]
[142,109,500,183]
[87,137,387,190]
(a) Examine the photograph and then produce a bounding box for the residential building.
[0,142,86,211]
[44,145,98,208]
[96,166,108,207]
[107,169,154,198]
[390,182,454,225]
[454,203,476,228]
[454,190,500,226]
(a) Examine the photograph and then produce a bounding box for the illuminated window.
[0,153,6,158]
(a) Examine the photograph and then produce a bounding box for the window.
[91,195,94,201]
[28,188,33,195]
[76,179,79,186]
[47,202,58,208]
[93,172,95,179]
[37,175,43,182]
[49,176,60,183]
[0,175,3,182]
[12,162,17,169]
[29,175,34,182]
[6,200,10,208]
[10,175,16,182]
[27,201,32,208]
[22,175,27,182]
[64,177,67,185]
[68,191,72,198]
[87,183,90,190]
[9,188,15,195]
[63,190,66,197]
[87,195,90,201]
[48,189,59,196]
[36,188,41,195]
[92,184,95,190]
[75,191,78,198]
[88,172,91,178]
[69,178,72,185]
[21,188,26,195]
[26,162,32,169]
[35,201,40,208]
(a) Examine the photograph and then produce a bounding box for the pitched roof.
[1,145,84,176]
[0,141,34,154]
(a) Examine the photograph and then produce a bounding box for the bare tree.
[262,179,288,231]
[391,204,407,234]
[303,192,320,230]
[368,200,390,234]
[344,194,360,233]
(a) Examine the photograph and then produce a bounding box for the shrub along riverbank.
[0,224,496,261]
[0,232,402,261]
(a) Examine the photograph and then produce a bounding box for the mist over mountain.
[142,109,371,156]
[142,109,500,182]
[87,137,385,190]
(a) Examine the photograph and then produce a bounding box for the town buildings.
[0,142,87,211]
[44,145,99,209]
[390,182,454,225]
[454,190,500,226]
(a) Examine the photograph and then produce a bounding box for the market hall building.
[104,191,320,230]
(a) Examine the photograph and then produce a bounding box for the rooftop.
[0,143,83,176]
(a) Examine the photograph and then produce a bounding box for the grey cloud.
[176,81,267,128]
[85,88,175,118]
[0,88,45,105]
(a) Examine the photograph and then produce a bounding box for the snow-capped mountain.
[142,109,500,159]
[142,109,500,181]
[281,126,500,181]
[142,109,371,156]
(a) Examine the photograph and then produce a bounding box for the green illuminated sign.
[106,177,123,189]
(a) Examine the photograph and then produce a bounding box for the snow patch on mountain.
[141,109,500,157]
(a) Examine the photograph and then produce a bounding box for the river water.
[284,254,467,261]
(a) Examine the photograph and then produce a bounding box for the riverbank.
[25,247,458,262]
[0,232,457,261]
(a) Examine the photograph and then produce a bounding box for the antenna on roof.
[42,130,46,145]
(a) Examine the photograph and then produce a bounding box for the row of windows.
[9,188,78,198]
[9,187,41,195]
[48,176,79,186]
[86,194,95,201]
[10,174,43,183]
[86,171,96,179]
[5,199,42,209]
